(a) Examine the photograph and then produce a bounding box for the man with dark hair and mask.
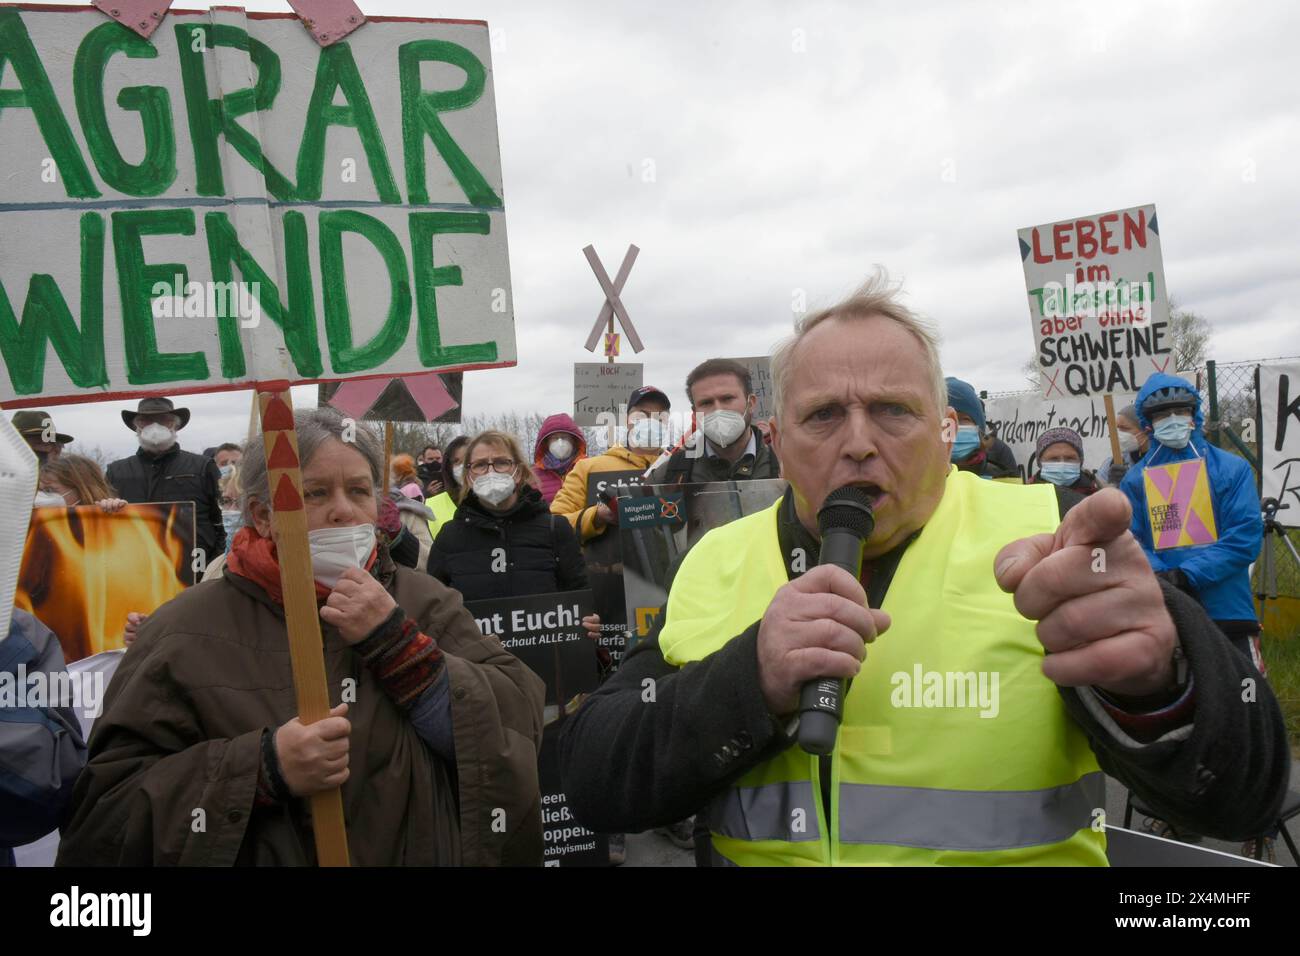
[106,397,225,569]
[647,359,780,486]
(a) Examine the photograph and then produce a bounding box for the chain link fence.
[1199,358,1300,604]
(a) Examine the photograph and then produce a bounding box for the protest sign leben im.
[0,7,516,407]
[1259,362,1300,527]
[1018,204,1170,402]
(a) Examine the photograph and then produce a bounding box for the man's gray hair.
[240,407,384,523]
[770,270,946,422]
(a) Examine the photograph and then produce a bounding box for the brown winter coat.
[56,549,544,866]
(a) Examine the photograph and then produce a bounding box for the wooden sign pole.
[257,384,350,867]
[383,421,395,493]
[1103,394,1124,469]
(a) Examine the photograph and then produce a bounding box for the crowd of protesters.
[2,330,1288,866]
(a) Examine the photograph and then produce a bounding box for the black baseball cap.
[628,385,670,410]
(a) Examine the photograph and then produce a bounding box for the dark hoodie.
[532,414,587,504]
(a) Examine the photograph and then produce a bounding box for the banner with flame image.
[15,503,196,663]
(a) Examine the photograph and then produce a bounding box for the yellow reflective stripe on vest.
[837,773,1105,850]
[661,469,1107,866]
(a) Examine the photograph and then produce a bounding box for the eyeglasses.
[467,457,517,476]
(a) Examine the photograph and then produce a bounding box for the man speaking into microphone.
[558,271,1290,866]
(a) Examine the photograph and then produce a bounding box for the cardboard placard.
[465,589,605,867]
[0,7,515,408]
[1259,362,1300,526]
[573,362,642,427]
[16,502,195,662]
[1019,204,1170,399]
[1143,459,1219,550]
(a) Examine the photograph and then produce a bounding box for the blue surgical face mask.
[1040,462,1081,486]
[950,425,981,462]
[1153,414,1193,449]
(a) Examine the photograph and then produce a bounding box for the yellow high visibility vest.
[660,468,1106,866]
[426,491,458,540]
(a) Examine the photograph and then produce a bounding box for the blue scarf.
[543,450,576,472]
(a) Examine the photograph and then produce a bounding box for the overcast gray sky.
[15,0,1300,460]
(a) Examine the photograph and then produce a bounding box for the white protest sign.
[0,417,37,643]
[1259,362,1300,526]
[573,362,642,427]
[1018,204,1170,400]
[733,355,774,420]
[0,7,515,407]
[984,392,1135,480]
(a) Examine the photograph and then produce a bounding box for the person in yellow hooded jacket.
[550,386,672,543]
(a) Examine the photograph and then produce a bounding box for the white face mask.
[548,436,575,460]
[699,409,748,448]
[138,423,175,452]
[628,417,667,449]
[473,471,517,507]
[33,491,67,508]
[451,463,464,485]
[308,523,375,588]
[1117,430,1139,454]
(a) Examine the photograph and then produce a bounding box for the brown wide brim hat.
[121,397,191,430]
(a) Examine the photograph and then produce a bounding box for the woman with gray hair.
[59,407,545,866]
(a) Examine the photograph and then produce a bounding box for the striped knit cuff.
[354,607,445,709]
[255,727,291,807]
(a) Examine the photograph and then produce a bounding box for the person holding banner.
[551,386,672,541]
[37,455,127,512]
[58,409,544,866]
[1028,428,1101,497]
[1119,376,1264,661]
[559,271,1289,866]
[1098,404,1149,487]
[428,430,602,639]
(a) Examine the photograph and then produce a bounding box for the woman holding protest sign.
[37,455,127,512]
[58,408,544,866]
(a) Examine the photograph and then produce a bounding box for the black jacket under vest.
[106,444,225,568]
[646,425,781,486]
[558,485,1292,859]
[427,485,588,602]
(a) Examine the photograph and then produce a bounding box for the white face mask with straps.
[308,523,375,588]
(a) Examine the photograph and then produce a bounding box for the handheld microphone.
[797,485,875,756]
